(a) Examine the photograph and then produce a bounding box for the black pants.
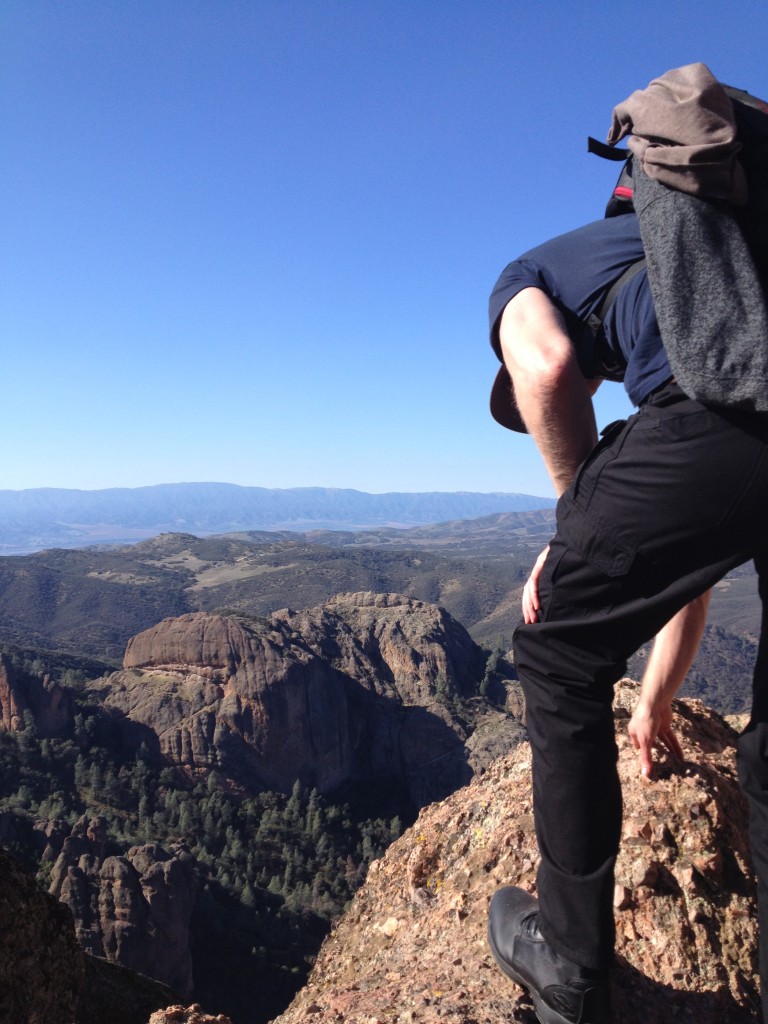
[513,384,768,1005]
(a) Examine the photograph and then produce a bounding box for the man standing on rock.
[485,65,768,1024]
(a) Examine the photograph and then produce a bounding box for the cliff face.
[0,846,84,1024]
[48,816,196,999]
[270,681,760,1024]
[0,652,71,734]
[1,679,762,1024]
[0,845,176,1024]
[99,594,519,807]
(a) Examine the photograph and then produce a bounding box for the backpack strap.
[587,258,647,381]
[587,137,630,161]
[595,258,647,325]
[588,138,636,217]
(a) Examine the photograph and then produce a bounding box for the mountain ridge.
[0,512,757,714]
[0,483,556,554]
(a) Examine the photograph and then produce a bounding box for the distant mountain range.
[0,483,556,554]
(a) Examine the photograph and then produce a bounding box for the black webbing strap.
[599,258,646,321]
[588,258,647,336]
[583,258,647,382]
[587,136,630,161]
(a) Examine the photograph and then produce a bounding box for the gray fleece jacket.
[609,63,768,413]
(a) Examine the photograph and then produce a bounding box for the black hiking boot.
[487,886,611,1024]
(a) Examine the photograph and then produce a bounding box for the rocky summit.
[269,681,761,1024]
[96,593,521,807]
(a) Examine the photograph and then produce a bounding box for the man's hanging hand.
[522,545,550,624]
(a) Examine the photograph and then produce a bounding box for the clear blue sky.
[2,1,765,497]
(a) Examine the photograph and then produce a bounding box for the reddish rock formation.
[0,652,71,734]
[148,1006,233,1024]
[99,595,521,806]
[49,817,196,998]
[269,681,761,1024]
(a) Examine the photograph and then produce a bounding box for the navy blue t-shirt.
[489,215,672,406]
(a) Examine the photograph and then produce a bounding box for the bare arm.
[499,287,600,496]
[627,589,712,777]
[500,287,601,621]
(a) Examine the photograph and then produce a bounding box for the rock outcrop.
[0,845,182,1024]
[0,652,71,734]
[148,1006,233,1024]
[97,595,521,807]
[0,846,84,1024]
[3,676,762,1024]
[269,681,761,1024]
[49,817,196,998]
